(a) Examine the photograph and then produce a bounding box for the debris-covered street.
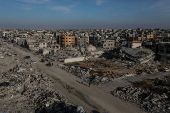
[0,37,147,113]
[0,40,85,113]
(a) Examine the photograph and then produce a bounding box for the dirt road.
[6,42,146,113]
[100,71,170,92]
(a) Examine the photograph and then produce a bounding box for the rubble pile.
[111,76,170,113]
[121,47,155,64]
[42,49,82,62]
[0,63,86,113]
[58,64,92,82]
[59,60,160,85]
[0,47,15,60]
[59,64,134,85]
[0,43,85,113]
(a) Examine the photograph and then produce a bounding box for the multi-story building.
[102,39,115,49]
[138,35,146,41]
[127,41,142,48]
[0,31,3,37]
[19,33,30,38]
[59,35,75,48]
[89,36,98,47]
[147,34,154,39]
[77,37,89,47]
[157,42,170,61]
[39,42,47,48]
[48,39,60,50]
[163,37,170,42]
[162,33,170,38]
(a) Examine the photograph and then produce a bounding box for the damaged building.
[120,47,155,64]
[157,42,170,61]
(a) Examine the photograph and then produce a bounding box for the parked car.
[30,61,36,64]
[40,59,45,62]
[24,56,30,59]
[163,68,170,72]
[160,67,170,72]
[46,62,52,67]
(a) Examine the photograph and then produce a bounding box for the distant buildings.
[162,33,170,37]
[138,35,146,41]
[1,28,170,62]
[147,34,154,39]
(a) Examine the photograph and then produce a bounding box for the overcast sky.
[0,0,170,29]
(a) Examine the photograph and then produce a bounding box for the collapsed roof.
[121,47,155,64]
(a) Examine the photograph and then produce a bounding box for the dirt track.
[5,41,146,113]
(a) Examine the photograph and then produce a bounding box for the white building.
[103,40,115,49]
[127,41,142,48]
[39,42,47,48]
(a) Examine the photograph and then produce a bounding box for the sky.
[0,0,170,29]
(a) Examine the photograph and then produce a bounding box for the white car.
[163,68,170,72]
[30,61,37,64]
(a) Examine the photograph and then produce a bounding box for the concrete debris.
[59,59,162,85]
[0,41,85,113]
[0,64,85,113]
[17,68,26,72]
[76,106,86,113]
[109,47,155,65]
[42,49,82,62]
[111,76,170,113]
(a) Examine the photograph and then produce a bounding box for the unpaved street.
[5,41,146,113]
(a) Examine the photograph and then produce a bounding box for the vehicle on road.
[46,62,53,67]
[24,56,30,59]
[163,68,170,72]
[40,59,45,62]
[160,67,170,72]
[30,61,36,64]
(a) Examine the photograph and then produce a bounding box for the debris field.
[60,59,161,85]
[0,41,85,113]
[111,76,170,113]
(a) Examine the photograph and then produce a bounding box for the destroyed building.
[120,47,155,64]
[0,40,86,113]
[102,39,115,50]
[111,76,170,113]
